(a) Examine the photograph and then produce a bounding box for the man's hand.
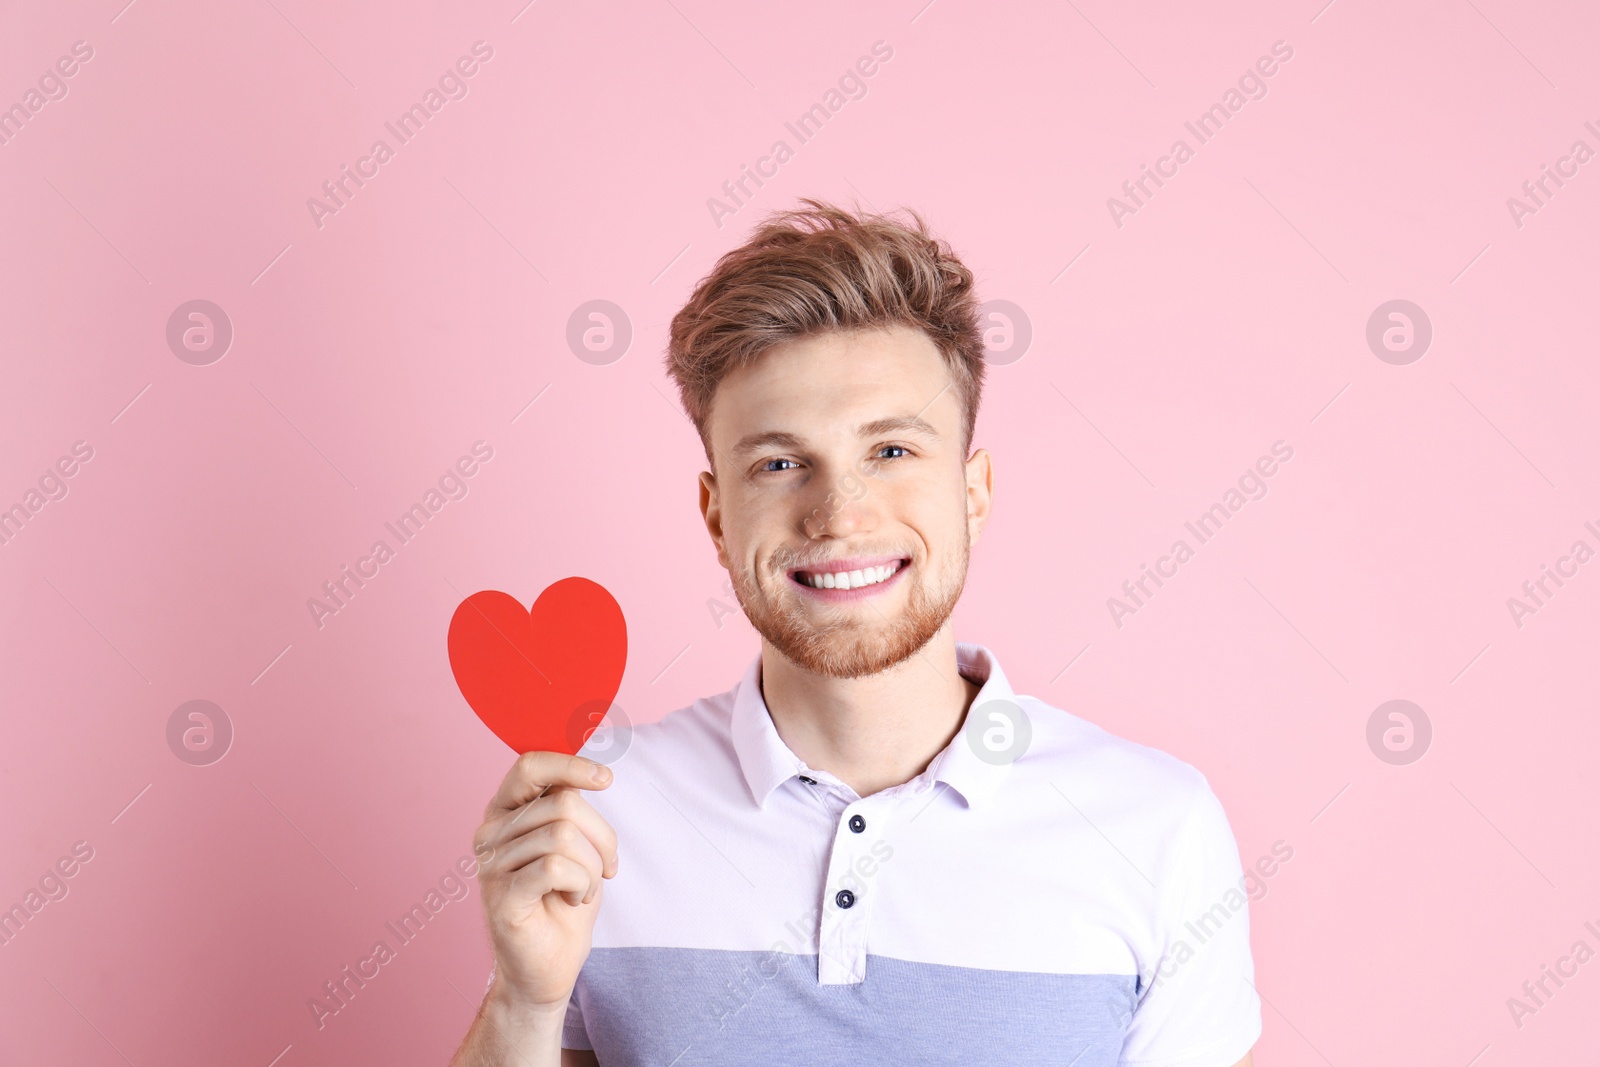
[451,752,619,1066]
[478,751,619,1008]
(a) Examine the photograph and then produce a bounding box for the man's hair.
[665,198,986,471]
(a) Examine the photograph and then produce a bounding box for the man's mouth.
[788,556,910,592]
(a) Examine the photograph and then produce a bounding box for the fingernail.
[590,763,611,783]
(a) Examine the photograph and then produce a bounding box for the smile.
[788,557,910,597]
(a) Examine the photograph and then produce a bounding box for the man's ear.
[699,467,731,570]
[964,447,994,548]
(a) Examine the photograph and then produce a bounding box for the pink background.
[2,0,1597,1062]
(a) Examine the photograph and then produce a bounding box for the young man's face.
[698,325,992,678]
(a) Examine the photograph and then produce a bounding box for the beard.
[729,528,971,680]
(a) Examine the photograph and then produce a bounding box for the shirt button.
[835,890,856,909]
[798,775,817,785]
[848,814,866,833]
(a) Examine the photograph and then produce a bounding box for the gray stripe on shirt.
[566,946,1136,1066]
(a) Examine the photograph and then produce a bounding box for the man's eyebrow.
[729,416,940,458]
[729,430,806,457]
[857,415,940,440]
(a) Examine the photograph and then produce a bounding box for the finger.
[487,751,612,818]
[479,786,620,878]
[505,852,597,910]
[490,821,606,904]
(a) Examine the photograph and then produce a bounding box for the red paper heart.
[447,578,627,755]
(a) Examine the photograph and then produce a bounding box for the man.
[452,201,1261,1066]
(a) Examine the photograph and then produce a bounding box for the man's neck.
[758,628,981,798]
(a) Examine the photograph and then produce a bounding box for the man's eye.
[762,458,799,473]
[877,445,910,460]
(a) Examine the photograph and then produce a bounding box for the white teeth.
[800,562,901,590]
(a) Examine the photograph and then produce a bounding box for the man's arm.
[451,987,567,1067]
[448,752,619,1067]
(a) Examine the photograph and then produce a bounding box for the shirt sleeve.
[1118,779,1262,1067]
[562,982,593,1051]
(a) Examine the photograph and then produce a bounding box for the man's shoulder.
[632,682,737,750]
[1013,691,1217,821]
[583,681,741,787]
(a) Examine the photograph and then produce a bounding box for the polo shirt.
[555,641,1261,1065]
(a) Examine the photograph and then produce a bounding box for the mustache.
[775,549,912,571]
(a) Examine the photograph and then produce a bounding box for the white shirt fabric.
[551,641,1261,1065]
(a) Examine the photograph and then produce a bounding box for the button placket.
[817,800,888,985]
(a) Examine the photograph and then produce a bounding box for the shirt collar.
[730,641,1019,811]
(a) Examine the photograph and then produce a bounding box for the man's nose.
[797,467,875,539]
